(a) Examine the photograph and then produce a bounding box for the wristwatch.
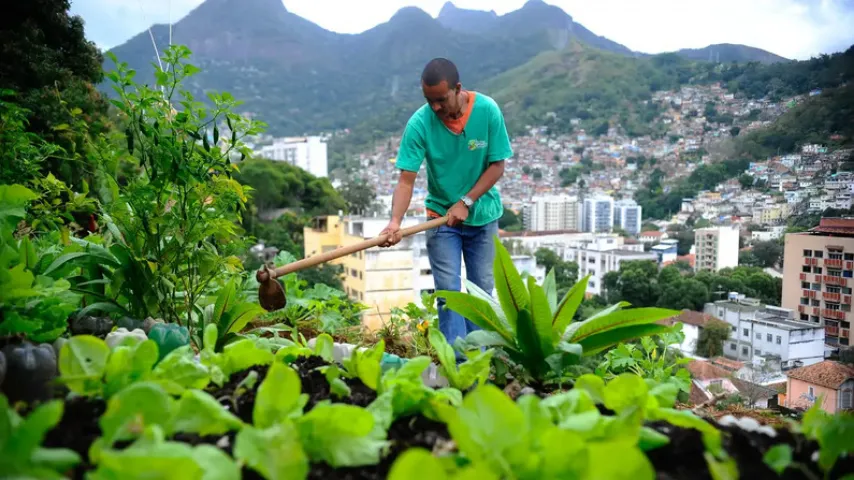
[460,195,473,207]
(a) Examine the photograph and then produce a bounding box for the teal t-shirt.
[395,92,513,227]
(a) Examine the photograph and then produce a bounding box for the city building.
[661,310,723,356]
[781,217,854,348]
[694,226,740,272]
[639,231,668,244]
[651,239,679,265]
[582,195,615,233]
[613,199,643,235]
[557,235,657,297]
[704,295,826,369]
[256,136,328,178]
[304,214,542,329]
[784,361,854,413]
[522,194,580,232]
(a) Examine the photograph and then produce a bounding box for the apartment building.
[256,136,328,178]
[694,226,740,272]
[522,194,580,232]
[705,295,826,369]
[582,195,615,233]
[304,215,542,329]
[782,217,854,348]
[613,199,643,235]
[558,235,657,297]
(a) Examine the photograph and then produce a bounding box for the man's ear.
[454,82,462,94]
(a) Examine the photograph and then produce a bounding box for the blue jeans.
[426,219,498,362]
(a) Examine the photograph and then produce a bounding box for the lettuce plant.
[436,237,679,383]
[427,326,493,391]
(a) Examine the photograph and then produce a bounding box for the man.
[379,58,513,359]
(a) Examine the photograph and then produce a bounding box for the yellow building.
[303,215,420,330]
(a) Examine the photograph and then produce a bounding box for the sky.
[70,0,854,60]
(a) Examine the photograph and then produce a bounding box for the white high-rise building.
[582,195,615,233]
[694,226,740,272]
[522,194,580,232]
[257,136,328,178]
[613,199,643,236]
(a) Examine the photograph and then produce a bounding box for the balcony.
[847,261,854,270]
[843,329,850,338]
[804,257,819,266]
[800,273,808,281]
[824,276,849,287]
[815,274,824,283]
[814,307,822,316]
[822,309,846,321]
[826,326,839,337]
[845,295,852,305]
[799,305,807,313]
[803,289,817,299]
[823,292,842,303]
[825,258,844,268]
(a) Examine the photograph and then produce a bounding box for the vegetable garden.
[1,46,852,480]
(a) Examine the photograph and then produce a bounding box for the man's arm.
[390,170,417,225]
[464,160,505,202]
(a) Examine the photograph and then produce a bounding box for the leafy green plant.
[0,184,81,342]
[595,326,692,395]
[0,395,81,479]
[59,44,264,326]
[437,237,678,383]
[793,396,854,475]
[427,326,493,391]
[196,277,267,351]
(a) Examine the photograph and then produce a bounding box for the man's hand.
[447,201,469,227]
[379,220,402,247]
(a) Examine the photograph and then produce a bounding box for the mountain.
[103,0,794,141]
[675,43,788,64]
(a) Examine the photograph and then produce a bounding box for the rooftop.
[642,231,664,238]
[807,217,854,236]
[664,310,721,328]
[786,361,854,389]
[611,249,657,258]
[686,360,733,381]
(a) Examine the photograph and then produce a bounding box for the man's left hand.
[447,201,469,227]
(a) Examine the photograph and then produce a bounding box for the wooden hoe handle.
[258,215,449,281]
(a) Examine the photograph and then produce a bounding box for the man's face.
[422,80,461,121]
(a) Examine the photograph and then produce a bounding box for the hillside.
[675,43,788,64]
[482,43,715,136]
[103,0,789,140]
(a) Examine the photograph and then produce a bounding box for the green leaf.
[492,236,529,329]
[222,339,274,376]
[234,423,308,480]
[4,400,65,462]
[586,440,655,480]
[579,324,675,356]
[254,362,307,428]
[313,334,335,363]
[542,268,558,313]
[527,276,555,357]
[151,345,211,392]
[552,274,589,337]
[566,307,676,344]
[18,237,37,271]
[43,250,120,277]
[388,448,448,480]
[342,341,384,391]
[59,335,111,395]
[295,404,387,467]
[99,382,173,446]
[763,444,792,475]
[192,445,241,480]
[92,441,203,479]
[639,426,670,451]
[515,308,545,376]
[463,330,513,349]
[434,290,513,343]
[170,390,244,436]
[705,452,739,480]
[103,340,159,398]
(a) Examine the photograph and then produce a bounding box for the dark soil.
[42,396,107,480]
[645,419,854,480]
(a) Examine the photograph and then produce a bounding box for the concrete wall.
[786,377,840,413]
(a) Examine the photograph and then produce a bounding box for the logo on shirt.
[468,139,488,151]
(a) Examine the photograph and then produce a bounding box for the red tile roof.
[642,231,664,238]
[663,310,719,328]
[711,357,745,371]
[686,360,734,381]
[786,361,854,390]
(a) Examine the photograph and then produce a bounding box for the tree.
[499,209,523,231]
[338,177,377,216]
[738,173,754,189]
[0,0,108,189]
[751,240,783,268]
[535,248,578,291]
[657,278,708,311]
[730,126,741,137]
[696,320,730,358]
[604,260,660,307]
[641,223,660,232]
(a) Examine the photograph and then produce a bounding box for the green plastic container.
[147,323,190,360]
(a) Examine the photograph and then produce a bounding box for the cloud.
[70,0,854,59]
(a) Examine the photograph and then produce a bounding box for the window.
[812,299,821,307]
[808,386,815,397]
[801,297,810,305]
[756,332,762,340]
[814,267,823,274]
[829,253,843,260]
[815,251,824,258]
[767,333,772,342]
[842,388,853,410]
[845,253,854,261]
[742,347,749,356]
[729,343,736,351]
[812,283,822,291]
[801,313,809,321]
[845,270,854,278]
[731,326,736,332]
[803,249,813,257]
[588,258,595,264]
[828,286,842,294]
[829,269,842,277]
[803,266,812,273]
[776,335,782,345]
[420,269,432,275]
[743,328,749,337]
[802,281,811,289]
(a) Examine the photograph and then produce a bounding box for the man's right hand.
[379,221,402,247]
